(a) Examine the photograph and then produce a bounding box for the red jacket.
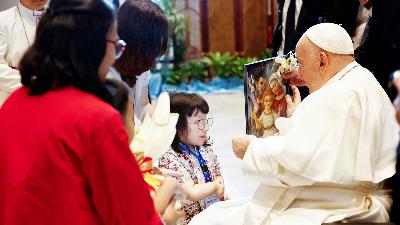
[0,86,161,225]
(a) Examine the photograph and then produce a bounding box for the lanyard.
[179,142,213,182]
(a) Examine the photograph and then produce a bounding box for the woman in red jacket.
[0,0,161,224]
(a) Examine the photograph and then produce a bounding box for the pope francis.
[189,23,399,225]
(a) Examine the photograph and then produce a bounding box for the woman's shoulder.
[159,148,180,161]
[54,87,121,124]
[157,148,183,168]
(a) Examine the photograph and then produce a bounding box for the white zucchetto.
[304,23,354,55]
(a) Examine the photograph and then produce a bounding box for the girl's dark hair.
[169,92,210,153]
[114,0,168,87]
[19,0,115,103]
[104,79,130,116]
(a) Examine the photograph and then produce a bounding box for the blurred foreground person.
[0,0,161,224]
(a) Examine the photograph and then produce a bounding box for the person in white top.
[189,23,399,225]
[112,0,168,120]
[0,0,48,107]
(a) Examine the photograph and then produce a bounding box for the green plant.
[259,48,273,60]
[201,52,235,79]
[157,0,186,36]
[232,57,258,79]
[162,69,188,85]
[157,0,187,68]
[181,61,208,81]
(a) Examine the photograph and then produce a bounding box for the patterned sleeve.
[157,151,193,184]
[207,147,222,177]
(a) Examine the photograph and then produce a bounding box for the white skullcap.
[304,23,354,55]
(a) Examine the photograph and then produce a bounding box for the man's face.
[20,0,49,10]
[295,40,320,90]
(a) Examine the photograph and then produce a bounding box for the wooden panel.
[207,0,235,53]
[272,0,278,33]
[242,0,268,57]
[184,0,201,59]
[200,0,209,52]
[266,0,274,46]
[233,0,244,54]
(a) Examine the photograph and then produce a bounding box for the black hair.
[19,0,115,103]
[104,79,130,117]
[114,0,168,87]
[169,92,211,153]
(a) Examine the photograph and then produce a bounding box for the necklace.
[338,63,360,81]
[178,142,213,182]
[16,5,30,46]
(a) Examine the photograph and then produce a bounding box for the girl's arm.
[152,177,179,214]
[180,179,222,201]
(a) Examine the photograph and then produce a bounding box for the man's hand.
[282,68,306,86]
[232,135,256,159]
[285,86,301,117]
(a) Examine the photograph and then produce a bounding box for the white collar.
[17,1,46,19]
[324,61,360,86]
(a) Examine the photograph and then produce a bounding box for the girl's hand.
[214,176,224,197]
[161,198,185,225]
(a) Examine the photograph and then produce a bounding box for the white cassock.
[189,61,400,225]
[0,2,44,107]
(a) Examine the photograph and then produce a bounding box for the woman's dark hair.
[169,92,210,153]
[114,0,168,87]
[19,0,115,103]
[104,79,130,117]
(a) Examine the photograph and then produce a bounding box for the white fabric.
[0,2,42,107]
[130,92,178,160]
[131,70,152,120]
[305,23,354,55]
[106,68,153,122]
[278,0,303,56]
[189,62,399,225]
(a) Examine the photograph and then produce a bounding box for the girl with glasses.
[157,92,226,225]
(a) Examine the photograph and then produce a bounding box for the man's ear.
[319,51,329,73]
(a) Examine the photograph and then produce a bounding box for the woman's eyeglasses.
[189,118,213,130]
[107,39,126,59]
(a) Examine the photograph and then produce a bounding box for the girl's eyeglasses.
[106,39,126,59]
[189,118,213,130]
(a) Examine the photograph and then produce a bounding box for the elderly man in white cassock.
[189,23,399,225]
[0,0,48,107]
